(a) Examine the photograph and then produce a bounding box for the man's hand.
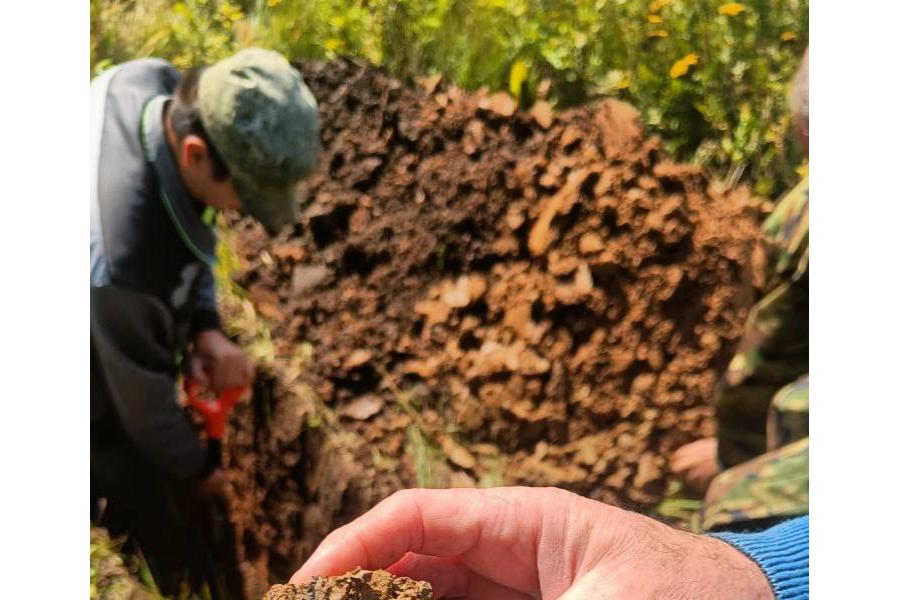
[290,487,773,600]
[190,329,255,394]
[670,437,721,494]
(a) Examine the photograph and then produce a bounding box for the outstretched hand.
[671,437,722,494]
[290,487,772,600]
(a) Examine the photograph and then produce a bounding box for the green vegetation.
[90,526,163,600]
[405,424,447,489]
[91,0,807,195]
[652,480,704,531]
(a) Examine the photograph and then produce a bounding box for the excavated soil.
[222,58,764,598]
[264,569,432,600]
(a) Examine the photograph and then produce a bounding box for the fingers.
[190,355,210,386]
[551,569,619,600]
[210,351,254,394]
[459,571,538,600]
[669,449,689,475]
[192,330,255,393]
[669,438,720,493]
[215,352,239,393]
[388,554,465,597]
[290,488,548,594]
[388,554,537,600]
[670,437,715,472]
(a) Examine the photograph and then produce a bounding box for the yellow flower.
[669,53,699,78]
[780,31,798,41]
[649,0,673,12]
[648,29,669,38]
[616,75,631,90]
[267,0,281,6]
[323,38,343,52]
[218,1,244,23]
[718,3,746,16]
[647,14,664,23]
[508,59,529,99]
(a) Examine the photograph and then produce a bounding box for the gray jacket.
[91,59,220,480]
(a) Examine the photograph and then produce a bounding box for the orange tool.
[183,379,247,465]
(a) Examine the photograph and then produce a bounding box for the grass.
[214,222,277,366]
[90,526,163,600]
[476,454,508,489]
[375,364,454,488]
[405,424,448,489]
[650,480,704,532]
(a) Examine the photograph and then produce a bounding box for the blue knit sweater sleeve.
[710,516,809,600]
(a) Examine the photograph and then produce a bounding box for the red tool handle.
[184,379,247,440]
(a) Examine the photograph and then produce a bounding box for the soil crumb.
[264,569,432,600]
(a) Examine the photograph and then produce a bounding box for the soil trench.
[222,58,764,598]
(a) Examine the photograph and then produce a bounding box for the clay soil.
[222,58,765,598]
[264,569,431,600]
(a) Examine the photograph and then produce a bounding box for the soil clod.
[263,570,432,600]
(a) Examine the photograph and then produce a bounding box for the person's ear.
[180,135,208,169]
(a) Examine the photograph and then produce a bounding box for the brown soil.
[223,58,764,598]
[263,569,432,600]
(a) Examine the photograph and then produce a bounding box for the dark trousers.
[91,438,231,598]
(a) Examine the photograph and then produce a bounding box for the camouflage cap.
[198,47,321,233]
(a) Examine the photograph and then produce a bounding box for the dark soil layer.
[223,58,763,598]
[264,569,432,600]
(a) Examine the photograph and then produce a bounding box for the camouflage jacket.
[702,375,808,531]
[715,176,809,468]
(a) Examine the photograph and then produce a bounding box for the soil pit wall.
[222,58,764,597]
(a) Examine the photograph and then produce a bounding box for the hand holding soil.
[266,569,431,600]
[288,487,773,600]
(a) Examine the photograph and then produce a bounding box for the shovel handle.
[184,379,247,441]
